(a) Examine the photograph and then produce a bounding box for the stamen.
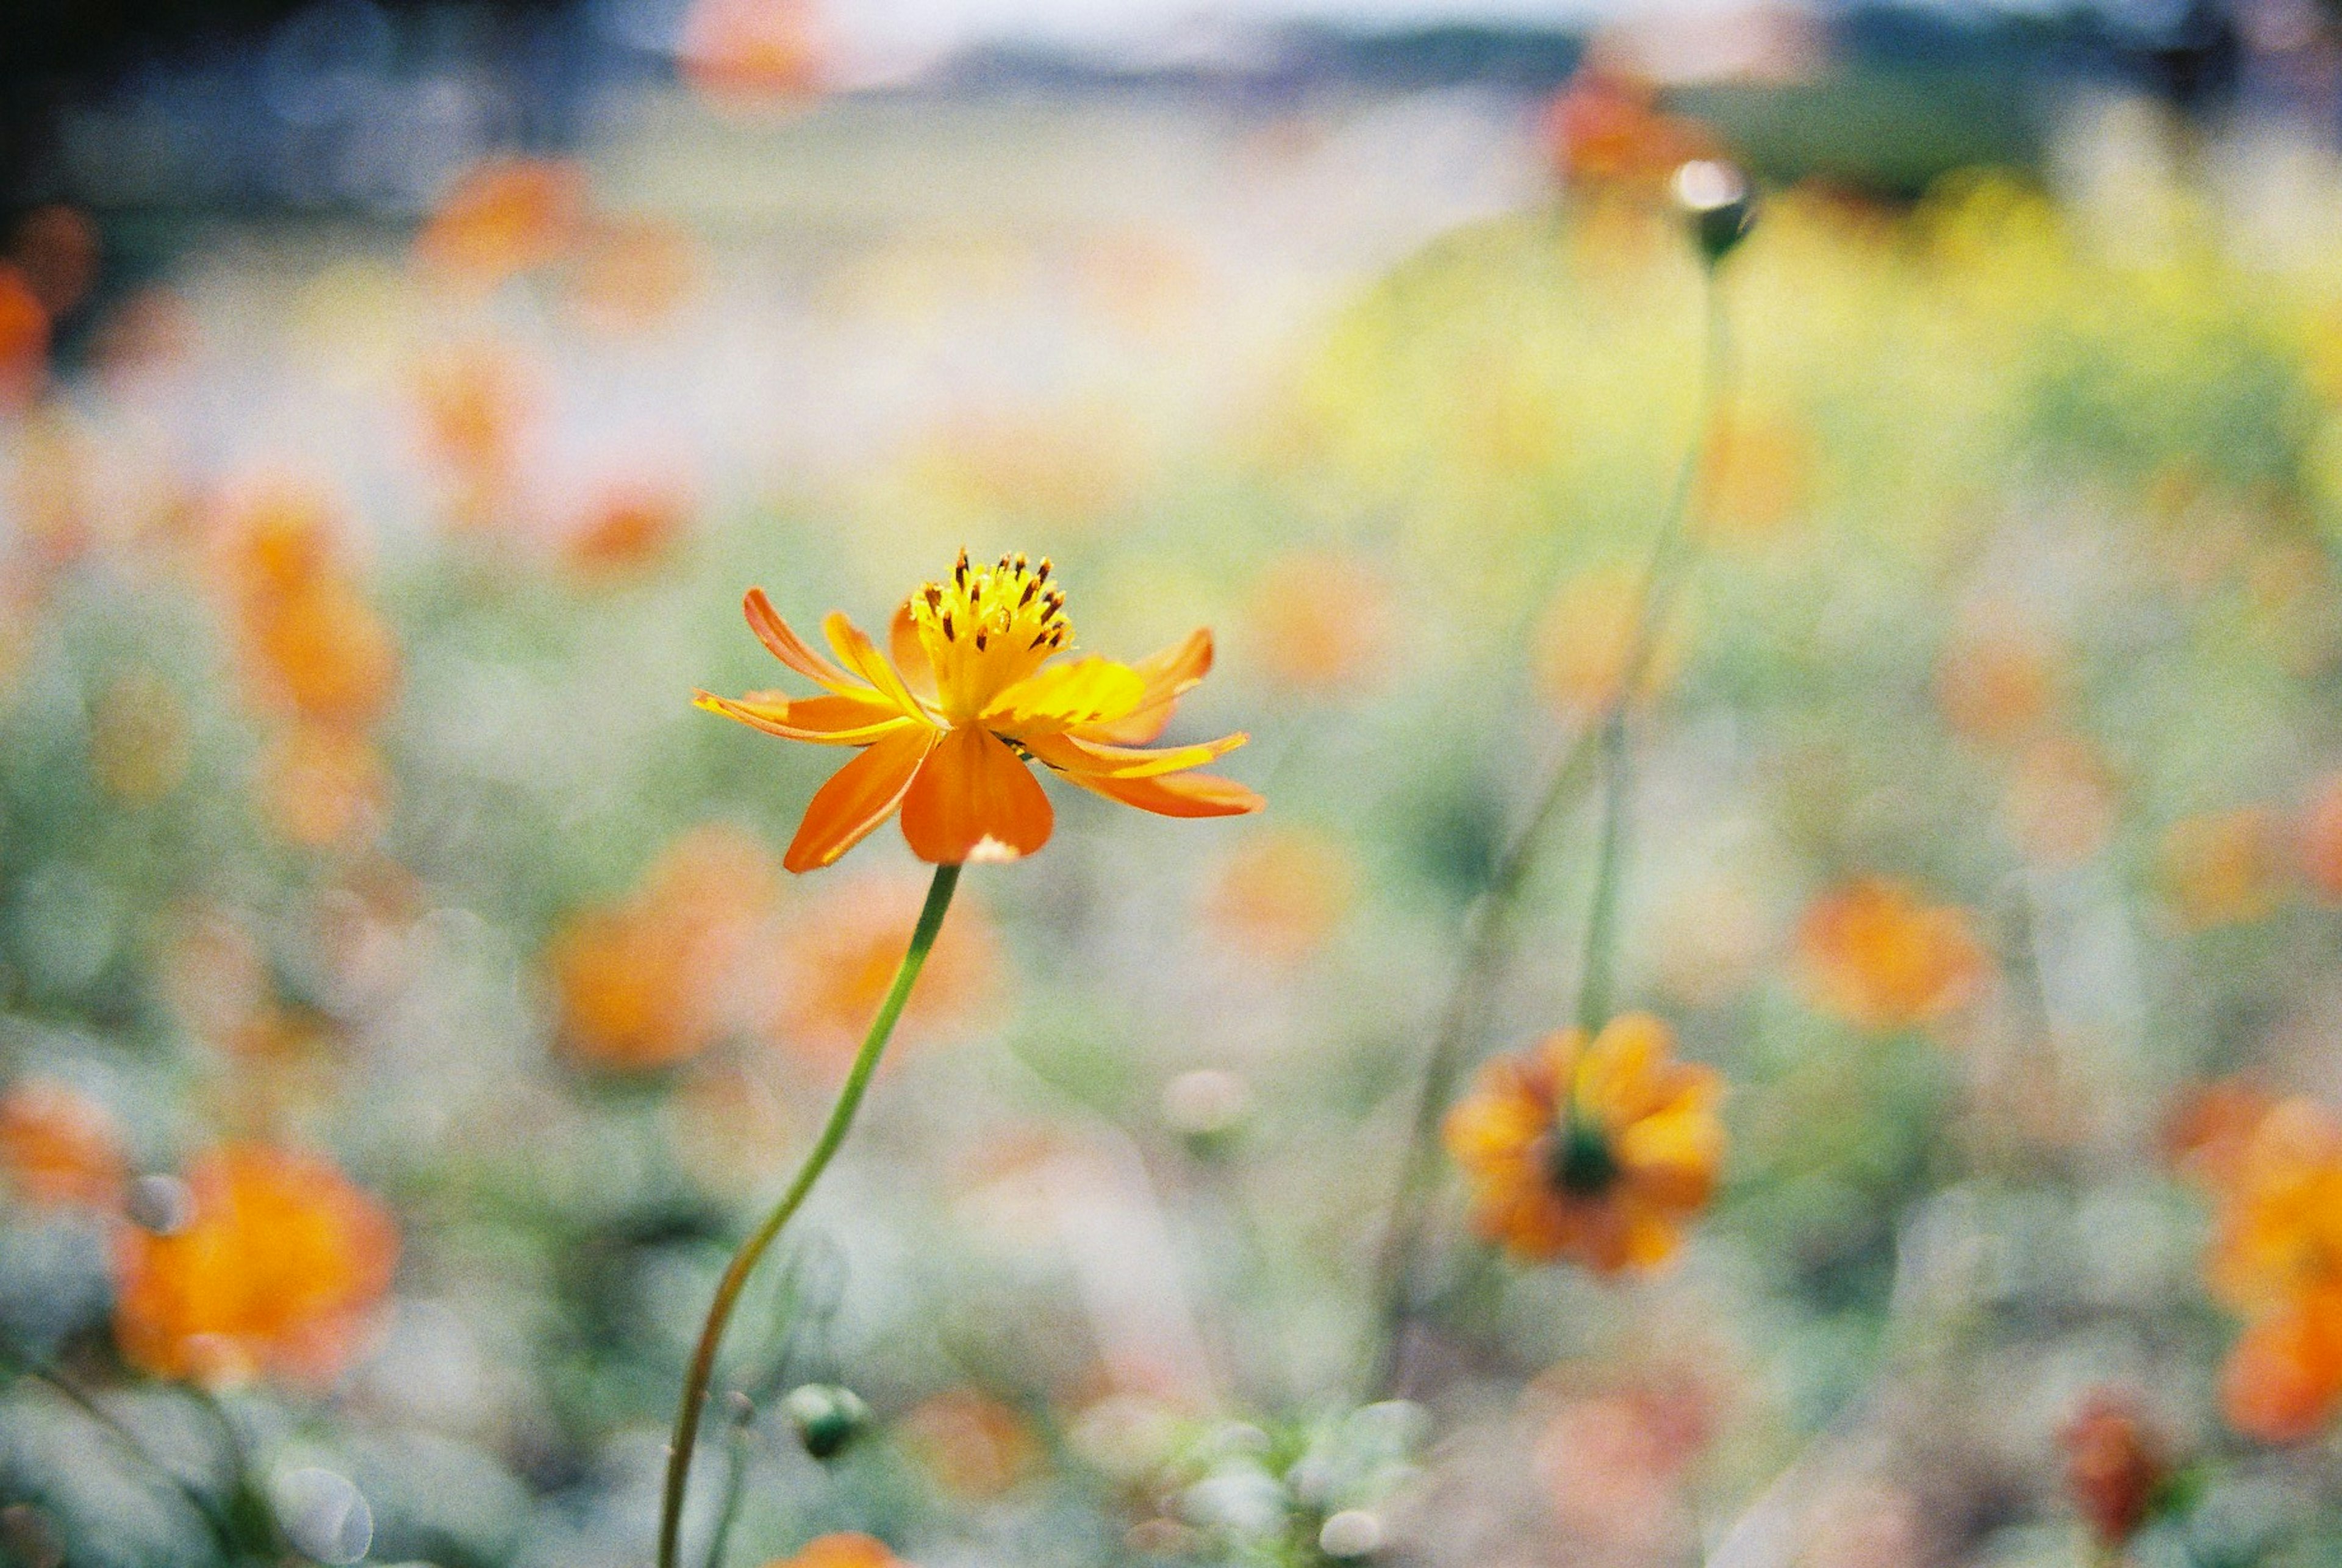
[940,612,954,639]
[954,549,969,587]
[1018,578,1039,608]
[1035,557,1052,584]
[975,630,987,651]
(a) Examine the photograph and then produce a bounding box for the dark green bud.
[1671,160,1755,265]
[782,1383,871,1460]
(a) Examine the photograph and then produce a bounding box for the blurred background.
[4,0,2342,1564]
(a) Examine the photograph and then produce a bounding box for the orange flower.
[1538,67,1717,193]
[681,0,825,106]
[897,1387,1042,1499]
[1534,567,1682,717]
[762,1536,908,1568]
[0,1079,126,1209]
[0,265,49,410]
[113,1144,397,1388]
[2060,1391,2168,1547]
[766,870,996,1065]
[564,479,690,578]
[2204,1097,2342,1317]
[1443,1013,1724,1275]
[2160,807,2284,929]
[2165,1076,2280,1187]
[2296,770,2342,904]
[550,826,780,1072]
[1244,551,1390,694]
[1200,826,1356,964]
[696,550,1261,873]
[414,157,586,289]
[1936,625,2058,748]
[2220,1284,2342,1444]
[1796,878,1986,1033]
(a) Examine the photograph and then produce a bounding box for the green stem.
[657,861,961,1568]
[1364,255,1734,1397]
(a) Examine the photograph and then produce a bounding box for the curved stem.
[1364,255,1734,1397]
[657,861,961,1568]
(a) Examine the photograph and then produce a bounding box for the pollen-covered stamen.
[906,548,1073,720]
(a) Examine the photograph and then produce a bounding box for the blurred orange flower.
[1444,1012,1723,1275]
[565,479,692,578]
[1244,551,1390,694]
[414,157,586,289]
[257,725,390,850]
[2002,732,2118,866]
[2165,1076,2281,1187]
[1796,877,1986,1033]
[2295,770,2342,904]
[113,1144,397,1388]
[897,1387,1042,1499]
[696,551,1260,872]
[413,342,535,526]
[2161,807,2284,929]
[0,1079,126,1209]
[762,1536,908,1568]
[2204,1097,2342,1317]
[766,870,995,1065]
[0,265,49,410]
[2060,1390,2168,1547]
[1539,67,1717,193]
[1936,626,2058,748]
[1535,567,1681,718]
[2221,1284,2342,1445]
[681,0,826,106]
[1698,411,1814,542]
[569,217,701,332]
[550,826,781,1072]
[1200,825,1356,964]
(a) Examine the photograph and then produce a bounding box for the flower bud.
[1671,159,1754,265]
[783,1382,872,1460]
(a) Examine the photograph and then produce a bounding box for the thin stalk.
[657,861,962,1568]
[1364,256,1734,1397]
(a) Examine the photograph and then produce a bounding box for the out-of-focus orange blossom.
[1538,65,1717,194]
[762,1536,909,1568]
[414,157,586,290]
[1936,623,2060,748]
[2060,1389,2169,1547]
[565,479,693,578]
[2165,1076,2280,1187]
[0,1079,126,1209]
[1200,826,1357,964]
[897,1387,1044,1498]
[1795,876,1986,1033]
[549,825,781,1072]
[2160,806,2285,929]
[1243,551,1391,694]
[2221,1284,2342,1445]
[1535,566,1681,718]
[681,0,826,108]
[765,870,998,1066]
[1697,410,1814,542]
[113,1143,397,1389]
[1534,1371,1714,1555]
[1444,1012,1724,1275]
[569,217,702,332]
[2294,770,2342,904]
[0,265,51,411]
[412,342,536,526]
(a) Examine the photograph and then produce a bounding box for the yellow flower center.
[908,549,1070,724]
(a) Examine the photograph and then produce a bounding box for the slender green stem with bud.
[657,861,961,1568]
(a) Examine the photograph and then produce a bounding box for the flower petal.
[745,589,863,693]
[823,612,931,720]
[1060,767,1264,818]
[694,689,916,745]
[890,600,939,703]
[987,656,1148,738]
[900,725,1054,864]
[1075,629,1212,746]
[784,726,937,873]
[1024,728,1249,781]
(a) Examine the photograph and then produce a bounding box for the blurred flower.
[681,0,826,107]
[1200,826,1356,964]
[2221,1284,2342,1444]
[1444,1012,1723,1275]
[765,869,995,1065]
[1538,67,1716,194]
[898,1387,1043,1499]
[113,1143,397,1388]
[2204,1097,2342,1317]
[412,342,536,528]
[257,726,390,850]
[1936,625,2058,749]
[564,478,692,579]
[1535,1384,1704,1556]
[1697,410,1813,542]
[2060,1390,2169,1547]
[696,551,1260,872]
[10,206,98,318]
[1795,877,1986,1033]
[0,265,50,410]
[2294,770,2342,904]
[413,157,586,290]
[2160,807,2284,929]
[240,575,401,730]
[2164,1076,2279,1187]
[1243,551,1391,694]
[1535,567,1681,718]
[568,216,703,332]
[0,1079,126,1209]
[2002,732,2118,866]
[550,825,780,1072]
[87,667,192,805]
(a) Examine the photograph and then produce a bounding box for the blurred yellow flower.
[2160,807,2284,929]
[0,1078,125,1210]
[697,550,1261,872]
[1444,1013,1723,1275]
[113,1144,397,1389]
[1795,877,1986,1033]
